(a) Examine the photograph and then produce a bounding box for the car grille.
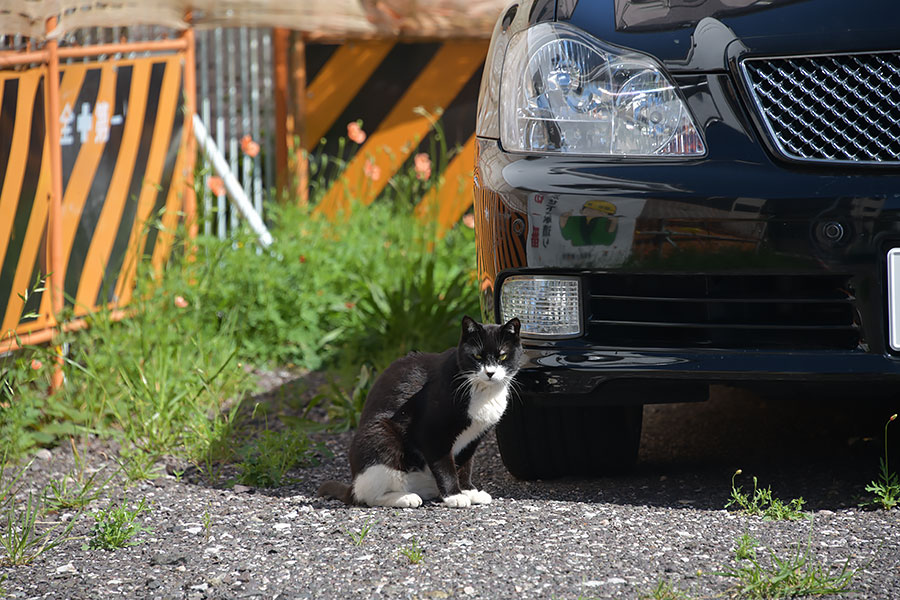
[586,274,860,350]
[741,52,900,164]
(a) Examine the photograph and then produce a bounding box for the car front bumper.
[475,73,900,403]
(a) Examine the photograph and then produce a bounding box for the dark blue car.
[474,0,900,479]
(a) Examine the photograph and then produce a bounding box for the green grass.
[0,454,80,565]
[202,507,212,541]
[640,580,693,600]
[86,496,152,550]
[236,426,328,488]
[399,538,424,564]
[864,413,899,510]
[734,532,761,561]
[345,519,376,546]
[0,479,78,566]
[303,364,375,432]
[726,470,808,521]
[718,531,855,598]
[40,439,116,513]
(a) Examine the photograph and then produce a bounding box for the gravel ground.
[2,380,899,600]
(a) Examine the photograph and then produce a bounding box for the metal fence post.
[181,16,198,242]
[45,17,66,392]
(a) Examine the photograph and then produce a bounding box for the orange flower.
[364,159,381,182]
[30,358,42,370]
[174,296,189,308]
[240,135,260,158]
[207,175,225,197]
[347,121,367,145]
[414,152,431,181]
[345,302,356,310]
[299,255,307,264]
[462,213,476,229]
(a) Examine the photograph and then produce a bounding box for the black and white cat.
[318,316,522,508]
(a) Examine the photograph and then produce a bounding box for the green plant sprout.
[726,470,808,521]
[42,439,117,512]
[86,496,152,550]
[864,413,899,510]
[399,538,424,564]
[640,580,693,600]
[345,519,376,546]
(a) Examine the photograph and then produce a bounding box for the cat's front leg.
[457,456,492,505]
[429,456,471,508]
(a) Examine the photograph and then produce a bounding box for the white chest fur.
[452,382,509,457]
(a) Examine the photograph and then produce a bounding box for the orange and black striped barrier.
[301,40,487,229]
[0,26,196,380]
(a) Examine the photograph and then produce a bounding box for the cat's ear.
[461,315,481,337]
[502,317,521,338]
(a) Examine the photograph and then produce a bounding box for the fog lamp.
[500,276,582,338]
[888,248,900,351]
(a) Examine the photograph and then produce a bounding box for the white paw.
[393,493,423,508]
[443,493,472,508]
[462,489,492,505]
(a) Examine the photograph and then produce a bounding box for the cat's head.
[457,315,523,386]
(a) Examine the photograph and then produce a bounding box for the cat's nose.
[485,370,495,379]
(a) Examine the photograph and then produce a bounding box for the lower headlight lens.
[500,276,582,338]
[500,22,705,157]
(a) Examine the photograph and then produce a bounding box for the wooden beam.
[289,32,309,205]
[273,28,290,199]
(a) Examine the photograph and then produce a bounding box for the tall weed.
[188,200,477,370]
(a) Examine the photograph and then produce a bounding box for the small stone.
[35,448,52,461]
[606,577,627,585]
[55,563,77,575]
[146,578,162,589]
[233,485,252,493]
[273,523,290,531]
[189,583,209,591]
[463,586,475,595]
[150,552,187,566]
[185,526,203,535]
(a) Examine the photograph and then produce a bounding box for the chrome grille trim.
[741,51,900,164]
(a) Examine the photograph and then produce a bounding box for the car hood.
[563,0,900,72]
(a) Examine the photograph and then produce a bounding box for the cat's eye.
[474,353,482,360]
[500,353,508,360]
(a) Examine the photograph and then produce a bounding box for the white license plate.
[889,248,900,351]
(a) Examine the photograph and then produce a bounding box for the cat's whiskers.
[452,371,477,403]
[507,376,525,405]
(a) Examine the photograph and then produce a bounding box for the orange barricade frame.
[0,19,197,390]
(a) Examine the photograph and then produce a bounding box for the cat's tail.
[317,480,356,505]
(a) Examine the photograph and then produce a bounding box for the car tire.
[496,400,643,480]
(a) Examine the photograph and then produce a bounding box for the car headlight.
[500,22,705,157]
[500,276,582,338]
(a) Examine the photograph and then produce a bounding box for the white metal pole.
[192,114,274,248]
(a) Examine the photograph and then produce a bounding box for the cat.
[317,315,522,508]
